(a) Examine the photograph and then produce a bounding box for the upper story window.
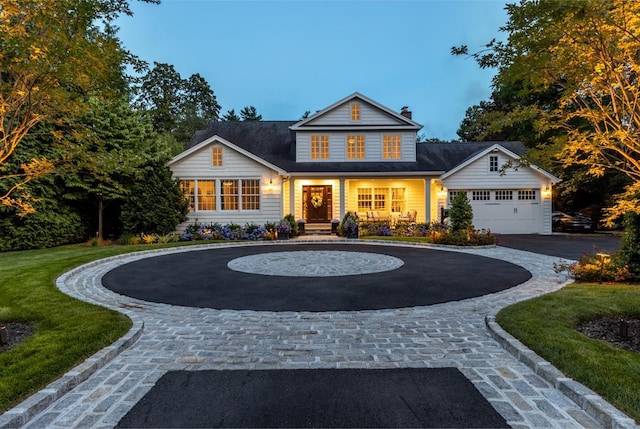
[212,147,223,167]
[347,135,365,159]
[311,135,329,160]
[351,103,360,121]
[489,155,498,172]
[383,135,401,159]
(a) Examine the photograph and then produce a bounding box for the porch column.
[289,178,295,218]
[424,178,430,224]
[339,178,346,220]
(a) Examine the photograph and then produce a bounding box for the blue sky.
[116,0,509,140]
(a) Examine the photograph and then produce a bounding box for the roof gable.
[290,92,422,131]
[167,133,287,175]
[440,143,560,182]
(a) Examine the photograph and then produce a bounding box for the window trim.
[489,155,498,172]
[351,103,360,121]
[383,135,401,159]
[311,135,329,160]
[212,147,223,167]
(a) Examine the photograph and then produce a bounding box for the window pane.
[321,136,329,159]
[197,180,216,210]
[357,188,372,210]
[351,103,360,120]
[212,147,223,167]
[356,135,365,159]
[242,179,261,210]
[472,191,490,201]
[495,190,513,200]
[347,135,355,159]
[391,187,405,212]
[518,190,536,200]
[180,180,195,211]
[489,156,498,172]
[220,180,239,210]
[374,188,386,210]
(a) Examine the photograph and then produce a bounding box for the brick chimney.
[400,106,412,120]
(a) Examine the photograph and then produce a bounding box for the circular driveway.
[102,243,531,312]
[497,233,621,260]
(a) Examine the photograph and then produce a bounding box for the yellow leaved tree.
[0,0,153,215]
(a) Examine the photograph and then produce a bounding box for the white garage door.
[452,190,541,234]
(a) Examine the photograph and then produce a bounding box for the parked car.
[552,211,595,232]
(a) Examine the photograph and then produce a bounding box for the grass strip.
[496,283,640,421]
[0,241,203,412]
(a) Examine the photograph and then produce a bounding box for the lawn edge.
[485,314,638,428]
[0,256,146,429]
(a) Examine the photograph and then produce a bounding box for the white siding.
[296,131,416,162]
[309,101,406,126]
[171,142,282,231]
[443,153,544,189]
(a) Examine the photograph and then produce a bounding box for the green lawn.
[497,283,640,421]
[0,242,200,412]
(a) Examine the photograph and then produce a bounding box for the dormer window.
[351,103,360,121]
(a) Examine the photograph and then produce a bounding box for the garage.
[440,144,559,235]
[465,189,541,234]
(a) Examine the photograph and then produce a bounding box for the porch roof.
[187,121,527,174]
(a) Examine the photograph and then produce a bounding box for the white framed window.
[242,179,261,210]
[220,179,239,210]
[347,135,365,159]
[391,188,405,212]
[472,191,491,201]
[518,190,536,200]
[489,155,498,172]
[212,147,223,167]
[311,135,329,160]
[383,135,401,159]
[357,188,372,210]
[180,180,195,210]
[197,180,216,210]
[495,190,513,200]
[373,188,386,210]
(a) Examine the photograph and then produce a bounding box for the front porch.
[282,177,440,225]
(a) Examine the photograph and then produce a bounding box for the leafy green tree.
[453,0,640,223]
[240,106,262,121]
[449,191,473,233]
[62,97,152,239]
[135,64,220,144]
[0,0,156,215]
[120,161,189,235]
[135,62,184,134]
[223,109,241,121]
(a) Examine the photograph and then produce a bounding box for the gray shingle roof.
[187,121,527,174]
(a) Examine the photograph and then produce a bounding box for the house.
[167,92,560,234]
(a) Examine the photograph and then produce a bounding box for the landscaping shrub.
[449,191,473,232]
[337,212,359,237]
[181,222,271,241]
[0,204,87,251]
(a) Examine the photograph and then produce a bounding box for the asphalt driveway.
[497,233,621,260]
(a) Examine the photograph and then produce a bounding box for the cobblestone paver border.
[0,239,637,429]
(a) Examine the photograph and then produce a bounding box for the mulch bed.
[0,323,36,353]
[578,317,640,353]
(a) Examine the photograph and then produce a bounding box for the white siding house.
[168,93,560,234]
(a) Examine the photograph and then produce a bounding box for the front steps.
[303,223,334,236]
